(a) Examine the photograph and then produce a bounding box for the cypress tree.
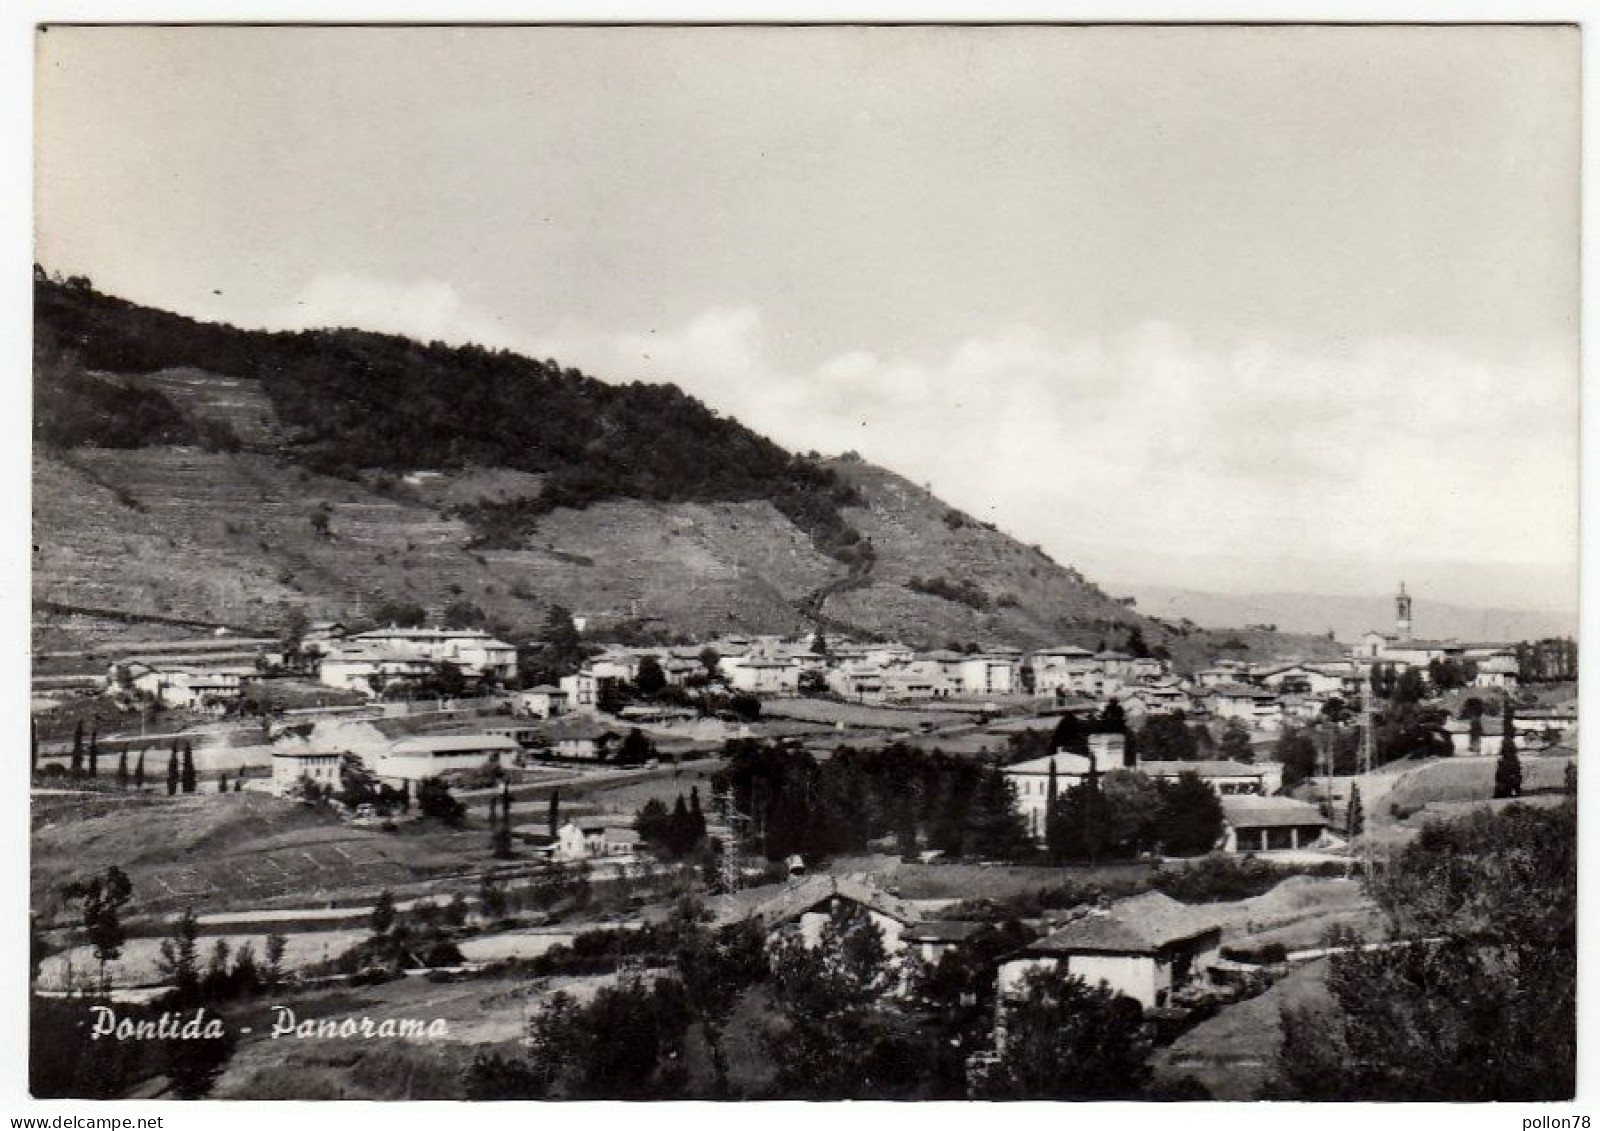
[401,779,411,813]
[1494,703,1522,799]
[501,781,513,825]
[87,725,99,779]
[234,776,243,792]
[1044,758,1061,860]
[1346,783,1364,839]
[218,772,229,794]
[548,788,561,837]
[116,750,129,789]
[166,745,179,796]
[134,749,146,789]
[70,721,84,777]
[689,786,706,843]
[180,742,197,794]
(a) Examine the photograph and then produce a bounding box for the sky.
[33,24,1580,614]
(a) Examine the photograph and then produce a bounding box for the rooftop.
[1220,794,1327,829]
[1026,892,1219,956]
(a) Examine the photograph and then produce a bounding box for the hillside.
[31,275,1330,659]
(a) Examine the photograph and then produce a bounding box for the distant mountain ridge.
[1125,583,1576,645]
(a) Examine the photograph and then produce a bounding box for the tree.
[133,749,145,790]
[1494,703,1522,799]
[370,889,397,935]
[166,745,179,796]
[1275,726,1320,790]
[671,910,767,1096]
[87,725,99,779]
[1275,801,1575,1100]
[180,742,197,794]
[1346,783,1364,839]
[765,906,925,1099]
[442,600,488,629]
[1137,713,1198,762]
[1156,772,1224,856]
[116,750,128,789]
[417,777,466,826]
[616,727,655,766]
[157,909,202,1004]
[70,721,84,777]
[62,866,134,980]
[1219,719,1253,763]
[635,656,667,698]
[1051,712,1089,757]
[338,752,382,808]
[218,772,228,794]
[263,933,288,988]
[491,807,514,859]
[1124,626,1151,659]
[548,788,561,837]
[979,968,1151,1099]
[372,599,427,628]
[478,874,508,922]
[698,647,721,677]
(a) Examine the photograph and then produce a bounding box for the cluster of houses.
[733,872,1230,1017]
[306,624,518,696]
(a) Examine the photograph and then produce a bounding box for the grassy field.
[758,699,971,730]
[1152,958,1333,1100]
[1382,754,1573,818]
[32,792,487,919]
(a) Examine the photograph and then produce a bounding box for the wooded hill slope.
[32,274,1335,662]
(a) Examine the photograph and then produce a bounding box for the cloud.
[574,307,1577,605]
[267,273,535,354]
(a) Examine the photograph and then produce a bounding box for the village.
[29,582,1579,1099]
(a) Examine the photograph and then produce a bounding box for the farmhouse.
[749,875,921,954]
[517,684,569,718]
[554,819,641,861]
[112,661,246,712]
[1220,795,1328,853]
[270,747,344,795]
[996,892,1222,1012]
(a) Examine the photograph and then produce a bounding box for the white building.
[373,734,519,784]
[270,747,343,795]
[1003,734,1129,841]
[113,661,246,712]
[723,657,800,696]
[959,655,1016,696]
[554,818,640,861]
[317,649,436,697]
[517,684,570,718]
[346,627,517,681]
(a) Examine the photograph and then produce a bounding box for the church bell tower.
[1395,582,1413,640]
